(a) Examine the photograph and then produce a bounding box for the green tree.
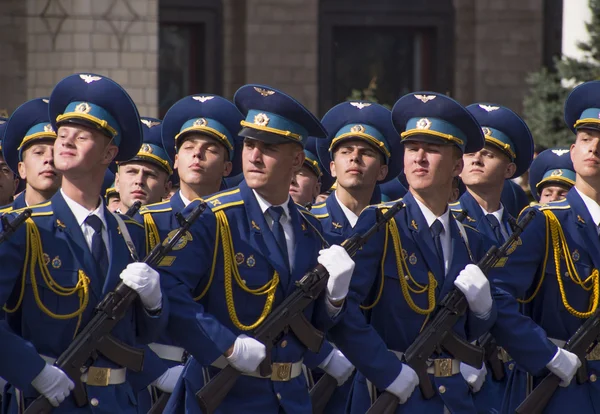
[523,0,600,147]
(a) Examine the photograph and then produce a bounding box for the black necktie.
[267,206,289,268]
[486,214,505,244]
[430,219,445,275]
[85,214,108,276]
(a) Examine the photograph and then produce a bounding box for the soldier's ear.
[504,162,517,179]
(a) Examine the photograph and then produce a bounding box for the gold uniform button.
[508,363,515,371]
[276,393,282,400]
[591,374,597,382]
[438,385,446,394]
[90,398,99,407]
[280,340,288,348]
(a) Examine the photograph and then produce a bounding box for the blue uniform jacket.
[489,188,600,413]
[0,191,169,413]
[327,191,497,413]
[159,180,343,414]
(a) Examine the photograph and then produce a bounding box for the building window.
[159,0,222,117]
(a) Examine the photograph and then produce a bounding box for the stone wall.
[0,0,28,114]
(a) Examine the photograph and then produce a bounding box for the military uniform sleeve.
[327,209,404,390]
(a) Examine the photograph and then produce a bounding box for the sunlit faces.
[460,145,516,187]
[106,194,121,212]
[571,129,600,180]
[174,134,232,188]
[0,155,17,205]
[330,140,388,191]
[116,162,171,207]
[243,138,304,196]
[403,141,463,192]
[18,142,61,194]
[289,165,321,206]
[54,125,118,174]
[539,184,570,204]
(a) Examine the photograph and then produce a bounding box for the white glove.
[152,365,184,393]
[318,349,355,386]
[226,334,266,373]
[460,362,487,393]
[546,348,581,387]
[319,245,355,301]
[31,364,75,407]
[454,264,493,317]
[120,262,162,310]
[385,364,419,404]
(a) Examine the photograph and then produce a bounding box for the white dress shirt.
[180,191,192,207]
[575,187,600,235]
[61,189,110,260]
[335,192,359,228]
[253,190,295,269]
[414,197,452,276]
[480,204,510,241]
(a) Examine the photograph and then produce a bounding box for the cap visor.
[239,127,298,145]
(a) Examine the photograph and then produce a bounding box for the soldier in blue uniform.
[448,103,534,413]
[528,147,575,204]
[133,95,244,413]
[114,118,173,213]
[158,84,355,414]
[0,117,19,207]
[326,92,497,413]
[487,81,600,414]
[288,136,334,207]
[0,73,168,413]
[0,98,61,211]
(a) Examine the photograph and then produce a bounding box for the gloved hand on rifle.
[454,264,493,318]
[318,245,355,302]
[152,364,184,393]
[460,361,487,393]
[31,364,74,407]
[225,334,266,373]
[318,349,355,386]
[385,363,419,404]
[546,348,581,387]
[120,262,162,311]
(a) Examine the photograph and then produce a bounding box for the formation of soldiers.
[0,71,593,414]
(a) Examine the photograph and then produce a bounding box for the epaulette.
[371,198,403,211]
[309,202,329,219]
[204,188,243,212]
[449,201,461,210]
[0,205,13,215]
[14,201,53,217]
[118,215,144,228]
[139,200,172,215]
[536,198,570,211]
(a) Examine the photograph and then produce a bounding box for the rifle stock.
[23,202,207,414]
[367,210,537,414]
[309,373,338,414]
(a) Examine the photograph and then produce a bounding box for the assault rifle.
[366,209,536,414]
[24,202,207,414]
[196,201,405,414]
[124,200,142,217]
[0,208,32,244]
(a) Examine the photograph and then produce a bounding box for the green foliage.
[346,77,391,109]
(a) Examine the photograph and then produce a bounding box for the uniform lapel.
[289,200,317,293]
[459,191,489,237]
[326,193,351,237]
[240,182,290,287]
[104,209,131,294]
[51,192,103,299]
[12,192,28,210]
[568,190,600,270]
[440,218,471,298]
[170,191,186,215]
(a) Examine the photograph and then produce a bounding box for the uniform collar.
[179,190,192,207]
[252,189,291,221]
[60,188,107,229]
[480,203,505,224]
[413,195,451,233]
[575,186,600,226]
[334,191,359,228]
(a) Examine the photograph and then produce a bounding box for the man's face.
[289,165,320,206]
[106,195,121,212]
[539,184,570,204]
[243,138,304,195]
[571,129,600,180]
[18,142,61,194]
[330,140,388,192]
[116,161,171,208]
[174,134,232,188]
[0,154,17,205]
[403,141,463,192]
[54,125,117,175]
[461,144,515,187]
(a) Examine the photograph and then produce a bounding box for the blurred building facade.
[0,0,563,118]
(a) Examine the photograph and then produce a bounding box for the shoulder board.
[15,201,53,217]
[371,199,403,211]
[309,202,329,219]
[205,188,243,211]
[449,200,463,212]
[140,200,172,215]
[536,198,570,211]
[119,216,144,228]
[0,206,13,215]
[298,207,319,220]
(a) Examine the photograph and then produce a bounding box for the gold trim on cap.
[400,129,464,146]
[239,120,302,141]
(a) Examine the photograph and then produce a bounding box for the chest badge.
[235,252,245,265]
[246,255,256,267]
[43,253,50,266]
[51,256,62,269]
[411,220,418,230]
[572,249,580,262]
[409,253,418,265]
